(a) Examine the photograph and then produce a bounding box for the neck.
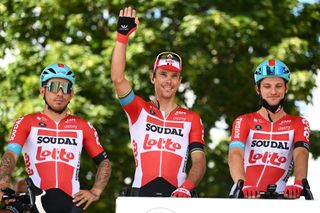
[258,107,286,122]
[43,107,68,122]
[152,97,177,115]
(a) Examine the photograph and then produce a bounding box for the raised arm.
[0,151,18,201]
[111,7,139,97]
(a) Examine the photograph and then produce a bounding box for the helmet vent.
[66,70,73,75]
[47,68,57,74]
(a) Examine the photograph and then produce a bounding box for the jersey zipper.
[256,122,274,187]
[55,121,59,188]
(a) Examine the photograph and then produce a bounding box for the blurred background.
[0,0,319,212]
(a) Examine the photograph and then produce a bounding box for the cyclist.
[111,7,206,197]
[228,59,310,199]
[0,63,111,212]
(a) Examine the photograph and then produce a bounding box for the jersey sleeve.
[8,115,31,146]
[188,112,205,153]
[82,120,108,164]
[120,91,145,125]
[293,116,311,144]
[229,114,249,149]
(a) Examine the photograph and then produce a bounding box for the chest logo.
[39,122,46,127]
[255,124,262,130]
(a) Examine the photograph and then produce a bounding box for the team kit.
[0,6,313,213]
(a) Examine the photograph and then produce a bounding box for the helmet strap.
[43,93,68,115]
[259,96,284,122]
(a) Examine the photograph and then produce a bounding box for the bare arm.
[90,159,111,197]
[293,147,309,180]
[187,151,206,186]
[228,148,246,183]
[111,7,138,96]
[0,151,18,200]
[73,159,111,210]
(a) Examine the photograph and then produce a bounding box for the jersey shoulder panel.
[230,113,253,143]
[287,115,310,144]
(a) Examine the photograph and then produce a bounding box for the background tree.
[0,0,319,212]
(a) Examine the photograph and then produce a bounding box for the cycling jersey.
[120,92,204,189]
[230,112,310,192]
[7,112,107,197]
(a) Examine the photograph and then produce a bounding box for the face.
[256,77,288,106]
[40,78,74,113]
[151,68,182,100]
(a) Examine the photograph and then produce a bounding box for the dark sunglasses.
[46,81,72,94]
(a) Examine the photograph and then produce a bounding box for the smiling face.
[256,77,288,106]
[40,78,74,113]
[151,68,182,100]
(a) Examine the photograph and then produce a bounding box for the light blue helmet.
[254,59,290,84]
[40,63,75,87]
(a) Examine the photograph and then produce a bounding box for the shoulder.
[175,107,201,120]
[285,114,309,126]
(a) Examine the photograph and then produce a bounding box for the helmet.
[254,59,290,84]
[40,63,75,86]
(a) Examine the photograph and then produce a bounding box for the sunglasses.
[153,52,182,72]
[46,81,73,94]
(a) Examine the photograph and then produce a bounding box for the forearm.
[228,149,246,183]
[0,151,17,188]
[293,148,309,180]
[111,42,127,83]
[187,152,206,186]
[90,159,111,197]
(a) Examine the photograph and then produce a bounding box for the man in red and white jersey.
[228,59,310,199]
[111,7,206,197]
[0,63,111,212]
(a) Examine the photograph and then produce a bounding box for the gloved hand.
[284,179,303,199]
[242,182,260,198]
[171,180,194,198]
[117,9,138,44]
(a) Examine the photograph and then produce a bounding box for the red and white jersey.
[8,113,105,197]
[230,112,310,192]
[121,95,204,188]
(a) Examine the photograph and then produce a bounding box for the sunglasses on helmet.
[45,81,73,94]
[153,52,182,72]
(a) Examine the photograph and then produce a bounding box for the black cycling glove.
[3,200,24,213]
[117,16,137,43]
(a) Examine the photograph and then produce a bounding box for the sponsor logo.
[279,120,291,126]
[302,118,310,140]
[24,153,34,176]
[37,136,78,145]
[38,122,46,127]
[132,140,138,167]
[149,110,156,115]
[277,126,291,131]
[248,150,287,166]
[234,117,243,139]
[174,111,186,116]
[36,146,75,162]
[172,116,186,121]
[63,125,77,129]
[251,140,289,150]
[146,123,183,137]
[9,117,24,141]
[65,118,76,123]
[255,125,262,130]
[143,134,181,152]
[121,25,128,29]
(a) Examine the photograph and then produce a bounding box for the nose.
[56,88,64,95]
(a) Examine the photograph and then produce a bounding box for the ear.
[285,83,289,94]
[39,87,45,98]
[255,85,260,95]
[150,72,155,84]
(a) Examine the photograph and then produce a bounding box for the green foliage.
[0,0,319,212]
